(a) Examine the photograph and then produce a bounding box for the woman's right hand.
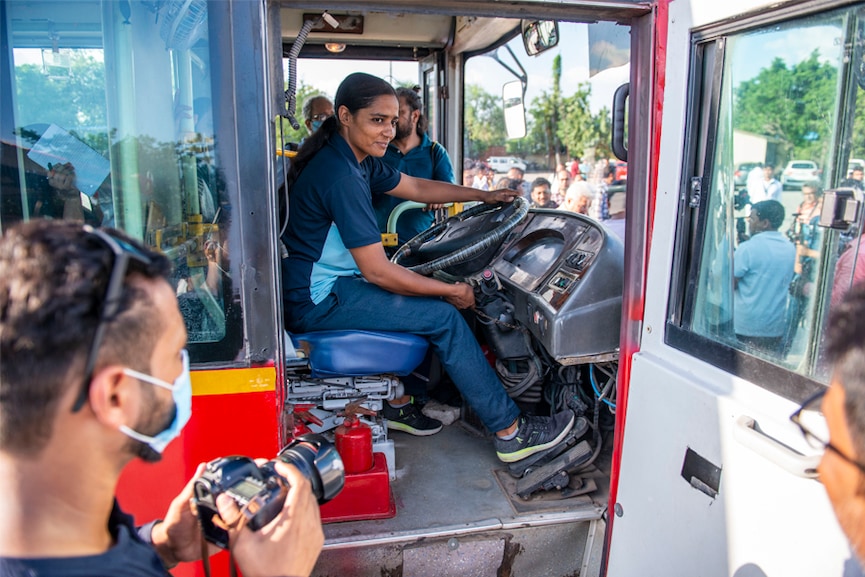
[445,282,475,309]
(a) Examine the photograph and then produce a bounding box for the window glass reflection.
[1,1,241,359]
[690,11,853,380]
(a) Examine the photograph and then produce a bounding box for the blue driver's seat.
[290,330,428,378]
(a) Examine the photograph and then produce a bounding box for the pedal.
[515,440,593,499]
[507,416,588,478]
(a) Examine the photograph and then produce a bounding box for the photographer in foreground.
[0,220,323,577]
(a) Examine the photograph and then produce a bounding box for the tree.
[734,51,837,163]
[463,83,505,159]
[14,52,108,154]
[557,82,595,160]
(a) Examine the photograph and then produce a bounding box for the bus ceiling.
[279,1,651,58]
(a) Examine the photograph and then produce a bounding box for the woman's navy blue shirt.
[282,133,401,323]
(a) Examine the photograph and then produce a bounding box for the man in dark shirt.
[0,220,323,577]
[375,87,455,245]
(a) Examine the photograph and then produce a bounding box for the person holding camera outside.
[784,181,824,351]
[0,220,323,577]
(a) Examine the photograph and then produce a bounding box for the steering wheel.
[391,196,529,276]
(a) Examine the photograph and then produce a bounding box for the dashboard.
[484,209,624,364]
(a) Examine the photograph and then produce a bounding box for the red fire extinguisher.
[335,415,373,474]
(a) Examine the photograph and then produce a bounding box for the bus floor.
[315,420,611,576]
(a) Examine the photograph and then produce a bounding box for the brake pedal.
[515,440,593,499]
[507,416,588,478]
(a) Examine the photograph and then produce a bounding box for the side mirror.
[503,80,526,140]
[522,20,559,56]
[820,188,862,229]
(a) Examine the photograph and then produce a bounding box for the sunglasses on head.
[71,227,155,412]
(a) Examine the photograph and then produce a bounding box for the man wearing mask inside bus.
[374,87,455,246]
[282,72,574,462]
[303,95,334,135]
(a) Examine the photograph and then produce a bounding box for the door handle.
[733,415,821,479]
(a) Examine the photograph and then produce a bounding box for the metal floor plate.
[322,420,608,549]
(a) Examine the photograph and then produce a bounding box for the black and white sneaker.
[383,402,443,436]
[493,410,575,463]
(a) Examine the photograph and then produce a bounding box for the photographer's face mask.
[119,350,192,454]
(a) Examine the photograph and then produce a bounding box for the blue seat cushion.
[290,330,429,378]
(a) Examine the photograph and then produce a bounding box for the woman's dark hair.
[287,73,396,188]
[395,86,427,137]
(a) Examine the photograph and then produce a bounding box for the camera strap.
[200,535,241,577]
[199,479,289,577]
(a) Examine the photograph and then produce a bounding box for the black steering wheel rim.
[391,197,529,276]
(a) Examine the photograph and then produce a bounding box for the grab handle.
[611,83,629,162]
[733,415,820,479]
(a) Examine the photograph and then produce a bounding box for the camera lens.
[276,433,345,504]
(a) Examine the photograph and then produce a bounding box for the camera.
[193,434,345,548]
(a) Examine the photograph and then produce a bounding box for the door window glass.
[671,6,865,392]
[1,1,241,361]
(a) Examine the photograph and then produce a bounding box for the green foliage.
[557,83,595,159]
[464,83,506,159]
[14,52,108,153]
[734,51,837,164]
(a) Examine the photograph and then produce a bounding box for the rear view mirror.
[820,188,862,229]
[522,20,559,56]
[503,80,526,140]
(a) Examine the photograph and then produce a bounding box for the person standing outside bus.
[748,163,783,203]
[374,87,454,245]
[733,200,796,355]
[281,72,574,461]
[0,220,323,577]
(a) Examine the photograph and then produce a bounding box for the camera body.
[193,433,345,549]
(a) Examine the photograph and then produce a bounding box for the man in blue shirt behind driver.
[374,87,455,246]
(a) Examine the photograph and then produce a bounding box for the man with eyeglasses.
[302,95,334,135]
[0,220,323,577]
[792,282,865,574]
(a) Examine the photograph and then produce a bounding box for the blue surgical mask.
[311,119,324,132]
[119,350,192,454]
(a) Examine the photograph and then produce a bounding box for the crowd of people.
[459,157,628,241]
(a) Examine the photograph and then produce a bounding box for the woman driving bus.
[281,72,574,463]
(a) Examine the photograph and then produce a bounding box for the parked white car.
[780,160,820,190]
[487,156,527,173]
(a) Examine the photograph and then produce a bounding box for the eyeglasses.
[790,388,865,475]
[310,113,332,122]
[71,226,155,412]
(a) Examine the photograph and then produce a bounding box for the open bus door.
[607,0,862,574]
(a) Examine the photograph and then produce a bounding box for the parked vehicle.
[734,161,761,187]
[781,160,820,190]
[487,156,527,173]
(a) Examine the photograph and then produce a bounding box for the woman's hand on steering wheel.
[445,282,476,310]
[486,189,521,204]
